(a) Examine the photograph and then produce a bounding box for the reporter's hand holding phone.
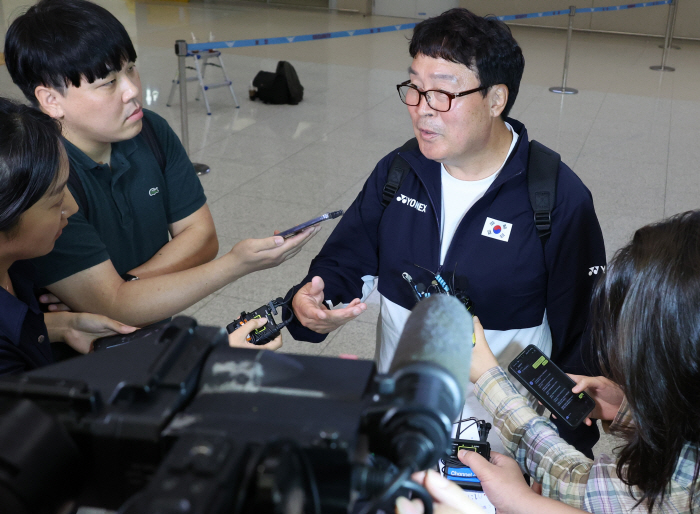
[228,317,282,351]
[227,225,320,276]
[291,276,366,334]
[45,312,137,354]
[469,316,499,383]
[568,375,624,426]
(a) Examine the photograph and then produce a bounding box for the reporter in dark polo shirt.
[3,0,317,333]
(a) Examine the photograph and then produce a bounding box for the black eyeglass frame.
[396,80,491,112]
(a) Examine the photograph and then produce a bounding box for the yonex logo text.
[396,194,427,213]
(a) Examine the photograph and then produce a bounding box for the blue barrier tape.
[574,0,671,15]
[496,0,670,21]
[187,0,672,52]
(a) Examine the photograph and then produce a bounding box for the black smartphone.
[278,210,343,239]
[93,319,171,352]
[508,345,595,428]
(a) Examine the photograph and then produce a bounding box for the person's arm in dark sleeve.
[544,168,606,376]
[286,153,395,342]
[0,344,29,375]
[543,167,606,458]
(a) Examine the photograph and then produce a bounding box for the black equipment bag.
[252,61,304,105]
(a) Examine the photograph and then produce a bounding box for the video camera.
[0,295,473,514]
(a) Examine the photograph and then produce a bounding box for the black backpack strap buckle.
[381,138,419,209]
[533,210,552,234]
[528,140,560,248]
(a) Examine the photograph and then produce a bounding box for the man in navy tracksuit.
[287,9,606,457]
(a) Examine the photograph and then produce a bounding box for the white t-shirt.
[439,122,519,264]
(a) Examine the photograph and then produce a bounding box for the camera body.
[0,316,452,514]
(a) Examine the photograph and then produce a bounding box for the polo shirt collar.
[62,136,139,183]
[110,138,137,183]
[0,262,40,346]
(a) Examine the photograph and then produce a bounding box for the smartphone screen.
[508,345,595,428]
[278,210,343,239]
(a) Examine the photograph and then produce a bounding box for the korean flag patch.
[481,217,513,242]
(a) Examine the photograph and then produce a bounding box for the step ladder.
[167,50,239,115]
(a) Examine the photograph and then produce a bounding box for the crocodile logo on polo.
[149,187,160,197]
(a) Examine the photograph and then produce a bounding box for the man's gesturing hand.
[291,276,366,334]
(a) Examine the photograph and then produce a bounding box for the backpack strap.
[140,114,166,175]
[381,137,419,208]
[527,140,560,248]
[67,115,167,222]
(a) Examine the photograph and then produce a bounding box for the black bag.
[251,61,304,105]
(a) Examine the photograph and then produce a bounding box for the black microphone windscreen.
[388,295,472,399]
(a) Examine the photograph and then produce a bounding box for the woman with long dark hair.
[398,211,700,514]
[0,97,136,374]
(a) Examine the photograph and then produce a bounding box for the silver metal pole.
[659,0,680,49]
[175,40,189,154]
[651,0,676,71]
[549,6,578,94]
[174,39,211,175]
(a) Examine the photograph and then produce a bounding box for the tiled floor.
[1,0,698,455]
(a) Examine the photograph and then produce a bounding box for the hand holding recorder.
[228,317,283,350]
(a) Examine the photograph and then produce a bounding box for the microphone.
[381,295,473,471]
[389,294,473,399]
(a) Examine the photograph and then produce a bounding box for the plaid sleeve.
[609,397,633,430]
[474,369,699,512]
[474,367,593,509]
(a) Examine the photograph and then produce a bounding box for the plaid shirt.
[474,367,699,513]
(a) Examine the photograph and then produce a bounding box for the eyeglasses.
[396,80,490,112]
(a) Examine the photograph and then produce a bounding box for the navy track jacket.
[288,118,606,377]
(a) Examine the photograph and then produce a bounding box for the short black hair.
[4,0,137,105]
[409,8,524,118]
[0,97,65,234]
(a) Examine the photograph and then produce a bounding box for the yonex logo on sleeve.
[588,265,606,276]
